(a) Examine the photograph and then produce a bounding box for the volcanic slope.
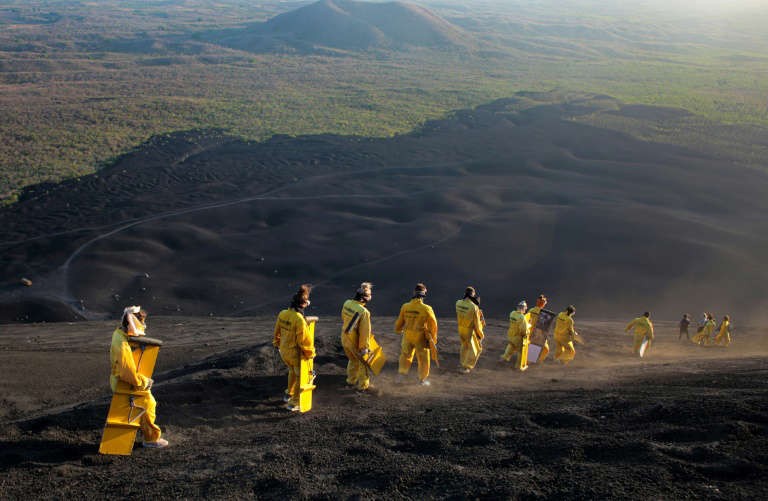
[2,94,768,322]
[211,0,468,52]
[1,317,767,498]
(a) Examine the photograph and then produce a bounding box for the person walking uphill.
[626,311,654,357]
[554,305,578,365]
[395,283,438,386]
[273,284,315,411]
[341,282,375,391]
[501,301,531,371]
[110,306,167,448]
[455,286,485,373]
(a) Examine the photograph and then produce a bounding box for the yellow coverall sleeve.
[358,309,371,351]
[297,319,315,359]
[394,305,406,334]
[648,320,655,340]
[474,307,484,340]
[625,319,637,333]
[425,306,438,342]
[118,342,150,389]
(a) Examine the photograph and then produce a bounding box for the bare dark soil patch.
[1,317,767,498]
[2,95,768,324]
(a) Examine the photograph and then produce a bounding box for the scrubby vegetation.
[1,0,767,203]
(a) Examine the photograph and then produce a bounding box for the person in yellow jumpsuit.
[692,313,715,346]
[526,294,551,362]
[501,301,530,370]
[341,282,375,390]
[273,284,314,411]
[714,315,731,346]
[455,286,485,373]
[625,311,654,357]
[553,305,578,364]
[395,283,438,386]
[109,306,167,448]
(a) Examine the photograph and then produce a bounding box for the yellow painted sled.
[360,333,387,376]
[526,308,556,365]
[298,317,319,413]
[99,336,163,455]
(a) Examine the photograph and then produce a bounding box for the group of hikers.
[108,282,734,449]
[276,282,582,411]
[678,312,732,346]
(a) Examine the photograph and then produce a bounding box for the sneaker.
[419,380,431,386]
[282,393,292,403]
[460,367,471,374]
[142,438,169,449]
[285,403,301,412]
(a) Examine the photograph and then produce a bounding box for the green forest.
[1,0,767,203]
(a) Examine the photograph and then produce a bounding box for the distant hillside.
[215,0,468,52]
[3,94,768,323]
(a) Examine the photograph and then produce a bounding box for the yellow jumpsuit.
[273,309,314,407]
[625,316,654,355]
[455,298,485,370]
[395,298,438,382]
[553,312,577,364]
[502,311,530,370]
[714,320,731,346]
[341,299,372,390]
[110,328,162,443]
[526,306,551,361]
[692,319,715,346]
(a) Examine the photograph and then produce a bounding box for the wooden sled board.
[527,343,543,364]
[299,357,315,413]
[99,391,145,455]
[638,338,649,358]
[100,338,163,455]
[361,334,387,375]
[519,339,530,369]
[298,318,317,413]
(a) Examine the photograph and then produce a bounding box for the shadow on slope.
[1,93,768,323]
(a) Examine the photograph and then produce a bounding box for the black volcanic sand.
[1,316,767,498]
[2,93,768,323]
